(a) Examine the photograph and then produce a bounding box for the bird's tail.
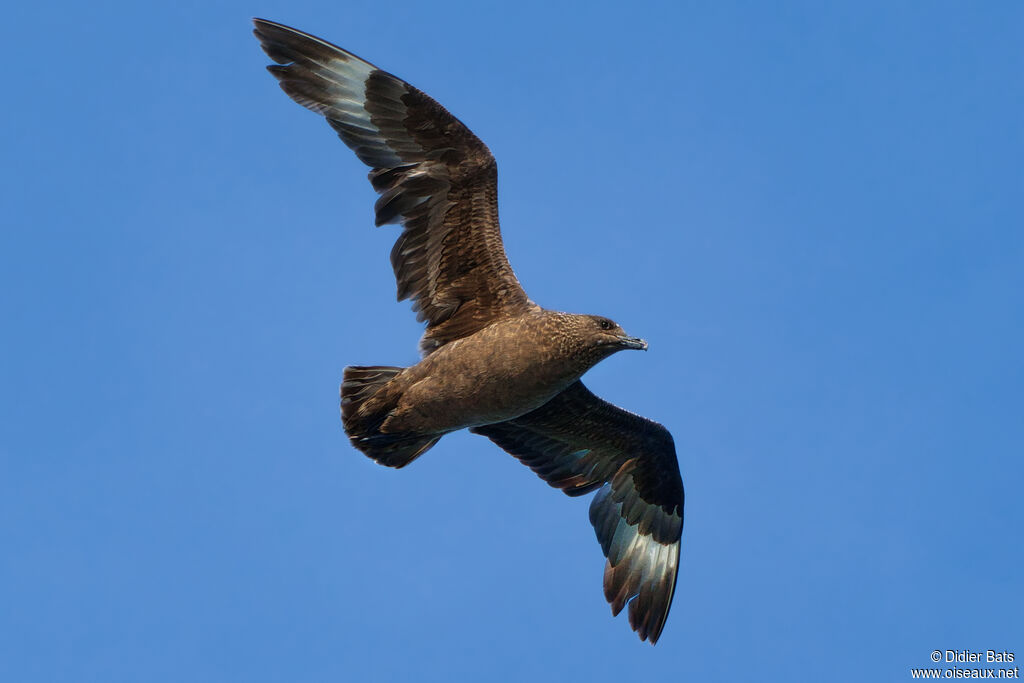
[340,365,441,468]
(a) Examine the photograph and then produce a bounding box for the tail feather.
[340,365,440,468]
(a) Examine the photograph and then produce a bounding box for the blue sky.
[2,1,1022,681]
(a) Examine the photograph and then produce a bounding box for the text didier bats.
[946,651,1015,663]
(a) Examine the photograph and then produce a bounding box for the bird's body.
[345,310,646,446]
[254,18,686,644]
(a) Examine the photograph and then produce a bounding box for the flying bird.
[253,18,685,644]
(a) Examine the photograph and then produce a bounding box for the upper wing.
[253,19,535,353]
[471,382,684,644]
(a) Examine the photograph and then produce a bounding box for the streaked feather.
[253,19,536,354]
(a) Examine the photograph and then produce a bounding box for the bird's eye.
[599,319,613,330]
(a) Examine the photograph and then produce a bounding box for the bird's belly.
[390,340,578,433]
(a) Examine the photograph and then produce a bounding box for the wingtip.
[590,462,682,646]
[251,17,273,35]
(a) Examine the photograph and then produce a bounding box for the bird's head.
[558,314,648,368]
[586,315,648,352]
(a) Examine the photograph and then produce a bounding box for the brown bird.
[253,18,685,644]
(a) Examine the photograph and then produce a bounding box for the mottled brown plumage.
[254,18,685,644]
